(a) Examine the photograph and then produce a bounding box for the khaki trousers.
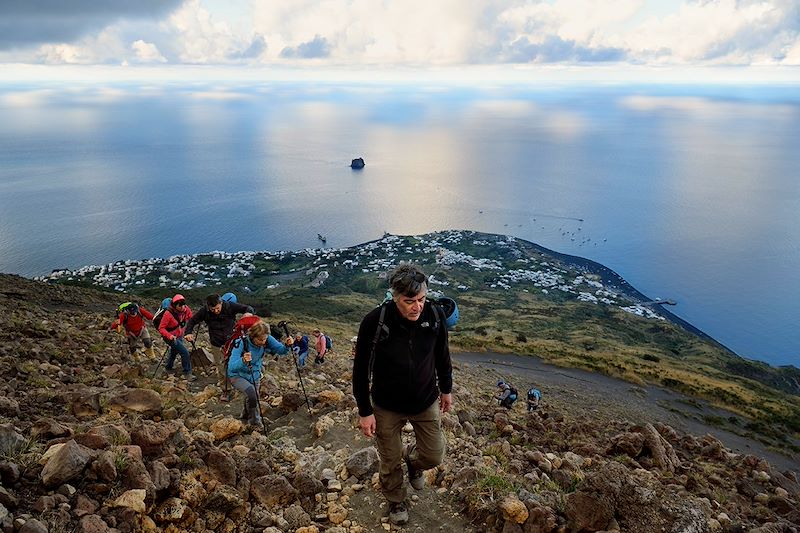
[373,400,446,503]
[213,345,228,388]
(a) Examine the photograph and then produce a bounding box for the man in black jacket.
[352,264,453,526]
[185,293,254,390]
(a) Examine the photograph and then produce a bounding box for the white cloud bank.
[0,0,798,72]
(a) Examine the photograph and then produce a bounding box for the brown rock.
[635,423,680,472]
[313,415,335,438]
[106,388,162,418]
[90,451,117,483]
[112,489,147,514]
[30,418,72,440]
[316,389,345,404]
[154,497,189,523]
[77,514,110,533]
[500,495,529,524]
[607,432,645,458]
[86,425,131,446]
[41,439,93,488]
[250,475,298,508]
[281,391,305,411]
[210,418,244,441]
[328,502,348,524]
[345,447,379,479]
[565,492,613,532]
[74,433,110,450]
[130,421,182,456]
[522,503,557,533]
[206,449,236,486]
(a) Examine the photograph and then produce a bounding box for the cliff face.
[0,273,799,533]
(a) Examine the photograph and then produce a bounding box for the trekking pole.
[246,360,268,435]
[280,321,312,415]
[152,345,170,379]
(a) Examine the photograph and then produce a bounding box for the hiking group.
[116,263,460,527]
[111,291,329,427]
[495,380,542,411]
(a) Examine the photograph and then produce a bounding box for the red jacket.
[111,307,154,336]
[158,305,193,341]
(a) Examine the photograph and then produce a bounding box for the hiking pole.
[246,360,268,435]
[152,345,170,379]
[280,321,312,415]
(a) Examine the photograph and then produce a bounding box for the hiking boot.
[183,372,198,382]
[388,501,409,525]
[404,451,425,491]
[144,347,155,358]
[219,391,232,402]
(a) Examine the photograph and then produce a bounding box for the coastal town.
[40,230,665,321]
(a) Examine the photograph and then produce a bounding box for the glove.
[116,325,123,335]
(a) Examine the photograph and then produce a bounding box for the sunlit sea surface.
[0,81,797,366]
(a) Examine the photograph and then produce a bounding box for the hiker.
[352,263,453,526]
[527,386,542,411]
[313,328,327,364]
[158,294,196,381]
[292,332,310,367]
[227,320,290,427]
[111,303,155,358]
[496,380,518,409]
[184,293,254,389]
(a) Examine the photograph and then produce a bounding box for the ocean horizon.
[0,81,798,367]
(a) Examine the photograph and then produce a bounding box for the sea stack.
[350,157,365,169]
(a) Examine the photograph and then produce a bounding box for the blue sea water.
[0,81,798,367]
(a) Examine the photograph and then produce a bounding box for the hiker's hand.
[243,352,252,363]
[440,393,452,413]
[285,337,294,345]
[184,334,194,343]
[116,325,123,334]
[359,415,376,438]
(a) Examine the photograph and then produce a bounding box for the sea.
[0,80,797,367]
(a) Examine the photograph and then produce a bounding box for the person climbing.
[313,328,327,364]
[496,380,518,409]
[111,303,155,358]
[184,293,254,392]
[527,386,542,411]
[352,263,453,527]
[158,294,195,381]
[227,320,290,427]
[292,332,310,367]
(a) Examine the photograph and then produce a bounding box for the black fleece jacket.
[353,300,452,417]
[185,301,254,347]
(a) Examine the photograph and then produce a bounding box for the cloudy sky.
[1,0,799,79]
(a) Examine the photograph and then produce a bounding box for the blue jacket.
[227,334,288,382]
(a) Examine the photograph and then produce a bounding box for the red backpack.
[221,315,263,360]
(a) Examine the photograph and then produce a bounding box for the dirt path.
[456,352,800,473]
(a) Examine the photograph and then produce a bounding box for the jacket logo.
[420,321,430,328]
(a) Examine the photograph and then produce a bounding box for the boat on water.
[317,233,327,243]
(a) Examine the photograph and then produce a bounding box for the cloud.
[132,40,167,63]
[228,35,267,60]
[280,35,331,59]
[0,0,798,69]
[502,35,626,63]
[0,0,183,50]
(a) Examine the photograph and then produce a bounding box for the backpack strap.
[367,304,388,386]
[430,300,444,332]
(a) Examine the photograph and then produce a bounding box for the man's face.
[209,302,222,315]
[395,287,427,322]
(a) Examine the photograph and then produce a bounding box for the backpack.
[527,388,541,401]
[221,292,237,303]
[221,315,262,360]
[152,298,173,331]
[325,335,333,350]
[508,387,518,401]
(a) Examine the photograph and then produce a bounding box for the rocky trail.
[0,274,799,533]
